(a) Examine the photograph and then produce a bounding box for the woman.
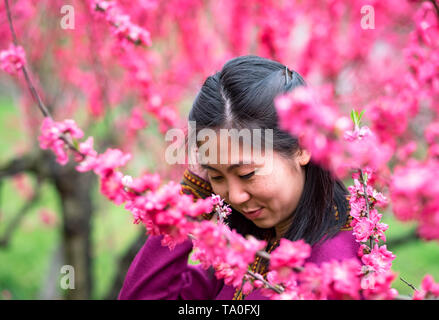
[118,55,360,300]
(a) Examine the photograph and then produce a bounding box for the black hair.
[188,55,349,246]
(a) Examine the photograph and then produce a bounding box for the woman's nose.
[227,181,250,206]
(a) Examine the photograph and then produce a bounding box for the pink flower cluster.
[405,2,439,97]
[262,238,364,300]
[249,164,397,299]
[348,169,397,299]
[38,117,153,205]
[35,111,435,300]
[261,238,397,300]
[38,117,218,249]
[145,94,181,134]
[211,194,232,223]
[275,86,393,180]
[38,117,84,165]
[349,171,389,244]
[127,181,214,249]
[389,159,439,240]
[413,274,439,300]
[269,239,310,281]
[91,0,152,47]
[0,44,26,75]
[275,86,342,176]
[191,220,266,288]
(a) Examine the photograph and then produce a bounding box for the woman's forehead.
[198,138,266,165]
[196,129,271,164]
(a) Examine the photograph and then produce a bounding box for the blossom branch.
[188,234,285,294]
[255,250,304,273]
[4,0,51,119]
[3,0,88,161]
[358,168,373,249]
[246,270,284,294]
[0,175,43,247]
[400,276,418,292]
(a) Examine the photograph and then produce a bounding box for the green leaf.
[73,138,79,150]
[359,110,365,122]
[350,109,365,128]
[350,110,356,124]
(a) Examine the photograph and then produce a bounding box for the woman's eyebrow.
[201,163,249,173]
[201,164,221,172]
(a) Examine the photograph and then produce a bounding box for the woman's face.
[199,134,311,230]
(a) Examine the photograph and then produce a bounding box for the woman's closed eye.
[239,171,255,180]
[210,171,255,181]
[210,175,223,181]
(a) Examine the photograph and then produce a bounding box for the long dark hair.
[188,55,349,246]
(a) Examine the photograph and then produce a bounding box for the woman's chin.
[251,218,274,229]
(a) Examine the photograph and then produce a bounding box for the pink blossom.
[343,125,372,142]
[211,194,232,222]
[413,274,439,300]
[417,210,439,240]
[361,245,395,274]
[192,220,266,288]
[269,239,311,281]
[390,159,439,239]
[369,209,389,242]
[100,171,126,205]
[321,259,362,300]
[92,0,152,47]
[297,262,328,300]
[92,148,132,177]
[357,244,370,258]
[361,268,398,300]
[38,208,57,227]
[124,182,217,249]
[75,137,98,172]
[241,277,254,295]
[123,172,161,198]
[348,194,366,219]
[38,117,84,165]
[0,44,26,75]
[275,86,392,179]
[351,217,375,243]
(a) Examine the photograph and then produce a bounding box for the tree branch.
[4,0,87,161]
[400,276,418,292]
[4,0,51,118]
[359,169,374,248]
[0,175,43,247]
[246,270,284,294]
[0,152,39,179]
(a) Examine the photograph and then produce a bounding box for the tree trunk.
[52,159,95,300]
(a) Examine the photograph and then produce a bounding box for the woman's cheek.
[211,183,227,200]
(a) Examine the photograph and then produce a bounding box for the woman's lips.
[242,207,264,219]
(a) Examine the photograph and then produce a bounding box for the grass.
[382,214,439,296]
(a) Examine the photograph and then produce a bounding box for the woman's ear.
[298,148,311,166]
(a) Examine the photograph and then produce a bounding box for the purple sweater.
[118,230,360,300]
